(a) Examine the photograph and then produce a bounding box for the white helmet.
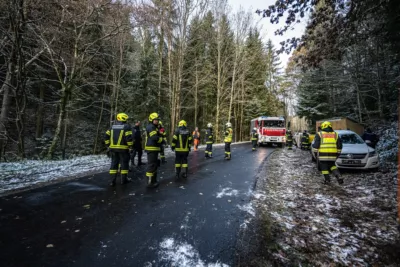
[253,127,257,131]
[226,122,232,128]
[207,123,213,128]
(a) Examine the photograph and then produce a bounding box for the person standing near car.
[362,128,379,148]
[312,121,343,184]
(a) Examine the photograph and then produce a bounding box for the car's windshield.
[339,133,364,144]
[262,120,284,128]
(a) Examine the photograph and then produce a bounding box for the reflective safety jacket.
[301,133,310,144]
[224,127,233,143]
[312,128,342,161]
[145,123,163,152]
[251,131,259,141]
[105,122,133,152]
[172,126,193,152]
[286,133,293,142]
[205,128,214,144]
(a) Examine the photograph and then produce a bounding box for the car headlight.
[369,151,376,157]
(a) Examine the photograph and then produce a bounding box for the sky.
[229,0,308,69]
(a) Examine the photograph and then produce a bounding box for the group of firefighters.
[105,113,345,187]
[105,112,233,188]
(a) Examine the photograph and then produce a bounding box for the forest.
[0,0,398,161]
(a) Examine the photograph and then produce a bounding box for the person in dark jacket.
[158,121,167,163]
[205,123,214,158]
[130,120,145,168]
[145,112,163,188]
[171,120,193,179]
[301,130,310,150]
[251,127,259,151]
[312,121,343,184]
[105,113,133,186]
[362,128,379,148]
[286,130,293,150]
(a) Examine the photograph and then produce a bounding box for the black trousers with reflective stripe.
[175,152,189,173]
[225,142,231,156]
[146,151,159,177]
[319,160,339,176]
[110,151,130,174]
[252,140,257,149]
[205,144,212,154]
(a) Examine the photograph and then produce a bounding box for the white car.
[311,130,379,170]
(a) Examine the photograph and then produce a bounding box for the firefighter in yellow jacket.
[145,112,163,188]
[224,122,233,160]
[312,121,343,184]
[104,113,133,186]
[171,120,193,179]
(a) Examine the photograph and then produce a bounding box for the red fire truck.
[250,116,286,147]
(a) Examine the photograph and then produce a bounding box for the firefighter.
[251,127,258,151]
[158,121,167,163]
[130,120,145,168]
[312,121,343,184]
[192,127,200,151]
[145,112,163,188]
[205,123,214,158]
[224,122,233,160]
[171,120,193,179]
[301,130,310,150]
[105,113,133,186]
[286,130,293,150]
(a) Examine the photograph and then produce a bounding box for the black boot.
[336,176,344,185]
[182,168,187,179]
[109,174,117,186]
[323,174,331,184]
[121,174,131,185]
[147,174,159,188]
[175,168,181,180]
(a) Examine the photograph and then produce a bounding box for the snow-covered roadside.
[0,142,249,195]
[242,148,399,266]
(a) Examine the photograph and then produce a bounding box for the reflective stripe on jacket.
[145,123,163,152]
[105,122,133,151]
[205,128,213,144]
[316,131,340,161]
[224,128,233,143]
[302,134,310,144]
[251,132,258,141]
[172,126,193,152]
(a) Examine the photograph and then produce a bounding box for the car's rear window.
[339,134,364,144]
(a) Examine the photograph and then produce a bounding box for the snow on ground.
[158,237,230,267]
[248,148,399,266]
[0,155,110,194]
[216,187,239,198]
[0,142,249,195]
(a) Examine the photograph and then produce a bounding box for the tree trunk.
[47,85,70,159]
[0,61,14,161]
[93,78,108,154]
[35,84,44,139]
[194,61,198,127]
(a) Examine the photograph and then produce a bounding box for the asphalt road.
[0,143,274,267]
